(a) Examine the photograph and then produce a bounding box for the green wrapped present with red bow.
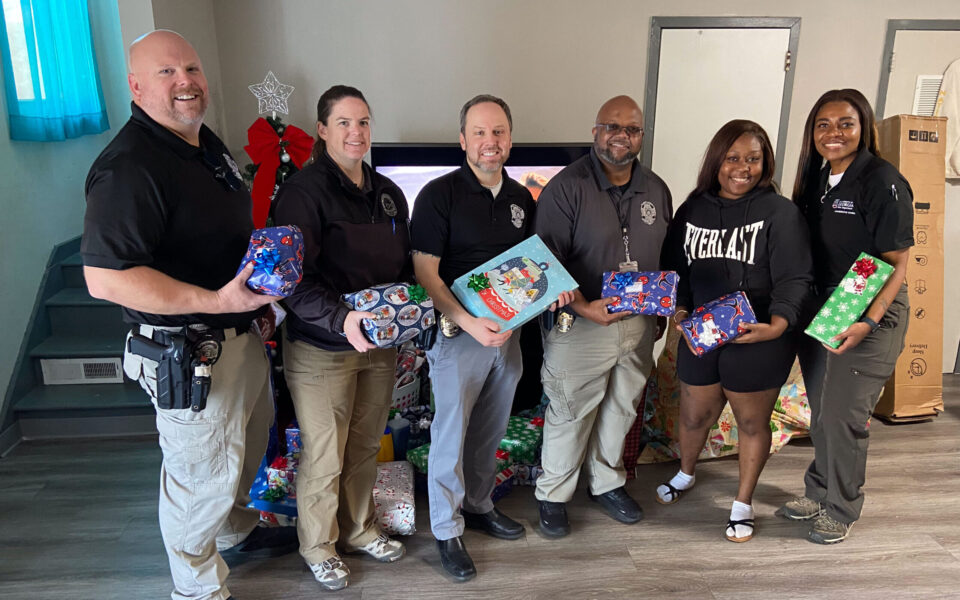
[407,443,513,474]
[498,416,545,464]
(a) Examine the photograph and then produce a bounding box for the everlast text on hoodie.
[660,187,813,328]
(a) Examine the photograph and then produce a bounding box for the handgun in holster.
[127,329,221,412]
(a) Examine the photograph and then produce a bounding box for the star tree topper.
[249,71,295,116]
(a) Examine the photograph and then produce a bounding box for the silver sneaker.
[808,514,854,544]
[781,496,823,521]
[348,533,405,563]
[309,556,350,591]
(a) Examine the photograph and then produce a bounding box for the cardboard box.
[875,115,945,421]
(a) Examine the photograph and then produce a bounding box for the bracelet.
[859,316,879,333]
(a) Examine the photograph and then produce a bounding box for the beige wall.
[114,0,960,370]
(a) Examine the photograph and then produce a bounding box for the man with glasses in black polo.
[533,95,672,537]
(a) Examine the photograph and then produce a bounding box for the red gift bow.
[269,456,289,469]
[852,257,878,278]
[244,118,314,228]
[495,449,510,460]
[530,417,545,427]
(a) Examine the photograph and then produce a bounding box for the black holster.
[127,328,221,412]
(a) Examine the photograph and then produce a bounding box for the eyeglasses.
[595,123,644,137]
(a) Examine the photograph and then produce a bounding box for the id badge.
[618,261,639,272]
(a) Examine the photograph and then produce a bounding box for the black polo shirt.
[798,149,914,290]
[82,102,264,328]
[534,149,673,301]
[410,162,536,286]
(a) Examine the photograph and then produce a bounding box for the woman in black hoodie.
[658,120,813,542]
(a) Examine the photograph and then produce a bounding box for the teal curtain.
[0,0,109,141]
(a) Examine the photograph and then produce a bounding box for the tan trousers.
[535,315,655,503]
[282,334,396,564]
[123,326,272,600]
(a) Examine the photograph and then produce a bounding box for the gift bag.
[373,461,416,536]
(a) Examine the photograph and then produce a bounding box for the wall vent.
[41,358,123,385]
[912,75,944,116]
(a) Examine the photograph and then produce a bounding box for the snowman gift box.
[235,225,304,297]
[678,291,758,355]
[342,283,436,348]
[601,271,679,316]
[450,235,578,333]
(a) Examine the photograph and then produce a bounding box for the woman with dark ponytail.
[273,86,411,589]
[781,89,913,544]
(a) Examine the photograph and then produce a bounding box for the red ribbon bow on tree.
[852,257,878,278]
[244,118,313,228]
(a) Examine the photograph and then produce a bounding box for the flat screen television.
[370,143,591,213]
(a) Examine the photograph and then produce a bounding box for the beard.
[595,141,638,166]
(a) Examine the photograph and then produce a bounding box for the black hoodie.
[660,187,813,328]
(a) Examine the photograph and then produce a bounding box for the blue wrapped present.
[450,235,579,333]
[236,226,304,297]
[601,271,678,316]
[343,283,436,348]
[679,291,758,356]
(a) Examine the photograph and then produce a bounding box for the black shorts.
[676,332,798,393]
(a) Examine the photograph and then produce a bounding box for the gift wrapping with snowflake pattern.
[804,253,893,349]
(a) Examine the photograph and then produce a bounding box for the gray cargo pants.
[798,286,909,525]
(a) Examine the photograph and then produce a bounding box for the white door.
[649,27,792,206]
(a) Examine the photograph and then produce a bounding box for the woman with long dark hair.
[273,85,411,589]
[659,120,812,542]
[782,89,912,544]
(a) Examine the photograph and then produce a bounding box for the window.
[0,0,108,141]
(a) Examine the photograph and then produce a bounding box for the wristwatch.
[859,316,880,333]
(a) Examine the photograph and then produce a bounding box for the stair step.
[14,382,151,414]
[46,287,111,307]
[60,254,86,288]
[29,335,125,358]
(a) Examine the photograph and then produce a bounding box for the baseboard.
[19,414,156,440]
[0,421,22,457]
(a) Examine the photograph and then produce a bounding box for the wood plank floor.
[2,376,958,599]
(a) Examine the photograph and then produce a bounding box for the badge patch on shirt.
[381,193,398,217]
[510,204,525,229]
[831,198,856,215]
[223,153,243,182]
[640,200,657,225]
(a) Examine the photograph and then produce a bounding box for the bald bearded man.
[82,30,295,600]
[533,96,673,537]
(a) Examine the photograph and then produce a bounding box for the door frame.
[876,19,960,120]
[642,16,802,183]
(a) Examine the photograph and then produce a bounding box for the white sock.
[656,470,695,502]
[727,500,755,538]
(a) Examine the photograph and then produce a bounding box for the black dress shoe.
[538,500,570,538]
[590,487,644,524]
[462,507,525,540]
[220,524,299,564]
[437,536,476,582]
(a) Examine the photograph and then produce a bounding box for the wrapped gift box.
[405,443,512,474]
[343,283,435,348]
[236,225,304,297]
[373,461,416,536]
[514,463,543,486]
[285,423,301,457]
[805,253,894,349]
[601,271,678,316]
[499,416,544,465]
[679,291,758,355]
[266,454,298,498]
[490,465,515,502]
[451,234,578,333]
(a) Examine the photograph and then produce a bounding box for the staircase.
[1,237,154,448]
